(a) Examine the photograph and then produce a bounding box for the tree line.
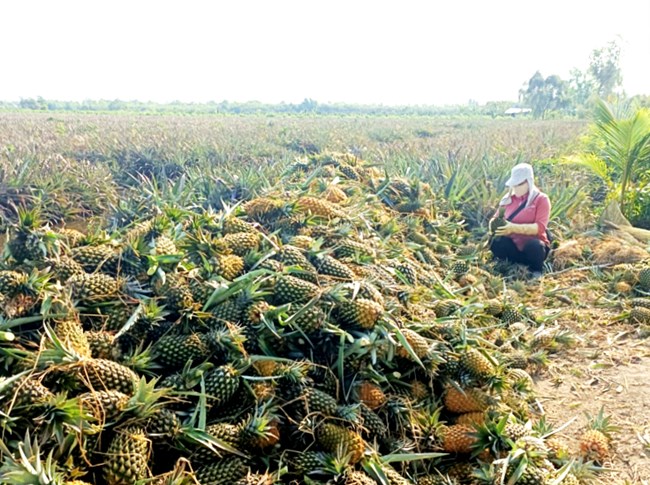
[519,40,650,118]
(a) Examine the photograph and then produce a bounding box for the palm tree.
[563,99,650,213]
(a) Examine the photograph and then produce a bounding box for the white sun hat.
[505,163,534,187]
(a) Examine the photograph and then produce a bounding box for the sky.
[1,1,648,106]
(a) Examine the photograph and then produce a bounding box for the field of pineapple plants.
[0,111,649,485]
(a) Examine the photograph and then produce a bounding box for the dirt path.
[532,303,650,483]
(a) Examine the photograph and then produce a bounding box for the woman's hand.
[494,222,517,236]
[495,222,539,236]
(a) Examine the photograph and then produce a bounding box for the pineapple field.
[0,112,649,485]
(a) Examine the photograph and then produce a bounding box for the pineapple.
[0,270,28,297]
[69,272,122,303]
[295,196,345,219]
[311,254,355,280]
[441,424,477,453]
[443,386,493,413]
[214,253,245,280]
[79,389,130,421]
[316,422,366,463]
[52,319,91,357]
[56,227,86,247]
[274,274,319,304]
[1,377,53,410]
[48,255,85,282]
[397,262,418,285]
[243,197,284,222]
[323,185,348,203]
[286,304,326,333]
[299,387,339,416]
[450,260,469,277]
[433,299,461,318]
[71,244,117,273]
[459,347,495,381]
[156,275,195,313]
[222,232,260,256]
[336,298,383,329]
[638,266,650,289]
[334,239,376,259]
[74,358,138,395]
[630,306,650,324]
[223,216,256,235]
[287,450,328,474]
[103,426,151,484]
[154,333,211,368]
[194,457,248,485]
[86,331,119,360]
[344,470,376,485]
[145,407,182,440]
[579,408,614,463]
[501,305,523,324]
[396,328,432,360]
[204,364,241,408]
[7,207,58,262]
[356,381,386,410]
[456,412,486,427]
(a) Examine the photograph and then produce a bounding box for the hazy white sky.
[1,1,648,105]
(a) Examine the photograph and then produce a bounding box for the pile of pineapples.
[0,152,617,484]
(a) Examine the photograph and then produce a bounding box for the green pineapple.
[48,255,85,282]
[69,273,122,303]
[459,347,495,380]
[287,450,329,474]
[336,298,383,329]
[334,239,376,259]
[1,377,54,410]
[222,232,260,256]
[397,263,418,285]
[86,330,119,360]
[0,270,28,297]
[53,319,91,357]
[155,274,195,312]
[638,267,650,289]
[103,426,151,484]
[502,305,523,324]
[450,260,469,277]
[79,389,130,421]
[154,333,211,368]
[433,299,461,318]
[204,364,241,408]
[74,358,138,395]
[274,274,320,304]
[194,457,248,485]
[190,422,242,464]
[145,407,182,440]
[71,244,117,273]
[223,216,256,235]
[310,254,355,280]
[286,304,326,333]
[7,207,59,263]
[316,422,366,463]
[275,245,317,273]
[630,306,650,324]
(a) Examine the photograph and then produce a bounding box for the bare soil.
[522,270,650,484]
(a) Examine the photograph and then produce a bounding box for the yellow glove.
[494,222,539,237]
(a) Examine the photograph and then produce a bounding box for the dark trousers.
[490,236,549,272]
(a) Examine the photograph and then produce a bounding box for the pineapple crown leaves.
[584,406,619,438]
[203,269,271,311]
[470,414,518,459]
[123,377,171,419]
[32,393,96,445]
[0,431,65,485]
